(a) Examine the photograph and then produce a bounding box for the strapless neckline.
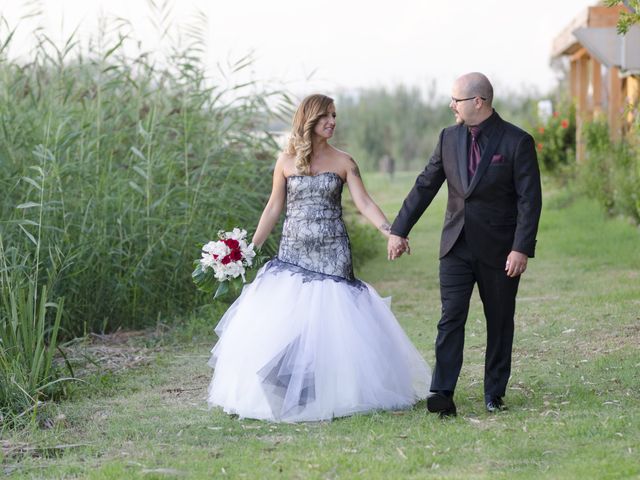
[286,171,344,183]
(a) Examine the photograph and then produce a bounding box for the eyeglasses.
[451,95,486,105]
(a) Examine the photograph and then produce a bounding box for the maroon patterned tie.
[468,126,481,179]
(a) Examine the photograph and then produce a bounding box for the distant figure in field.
[380,154,396,178]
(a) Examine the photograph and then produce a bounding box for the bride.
[207,94,430,422]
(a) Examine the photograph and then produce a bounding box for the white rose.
[241,242,256,266]
[229,228,247,241]
[200,252,217,270]
[201,241,218,253]
[203,240,230,259]
[214,266,228,281]
[223,261,245,279]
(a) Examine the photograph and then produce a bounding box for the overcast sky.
[0,0,598,99]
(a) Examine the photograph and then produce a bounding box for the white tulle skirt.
[207,259,431,422]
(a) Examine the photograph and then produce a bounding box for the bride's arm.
[251,155,287,249]
[344,157,392,238]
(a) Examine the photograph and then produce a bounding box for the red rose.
[224,238,240,249]
[221,255,232,265]
[561,119,569,129]
[537,143,543,151]
[229,249,242,261]
[553,111,559,118]
[538,126,545,134]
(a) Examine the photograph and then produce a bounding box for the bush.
[344,215,380,273]
[580,120,640,223]
[533,104,576,173]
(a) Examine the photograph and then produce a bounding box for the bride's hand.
[387,234,410,260]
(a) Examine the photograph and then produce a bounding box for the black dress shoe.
[427,392,457,417]
[486,397,507,413]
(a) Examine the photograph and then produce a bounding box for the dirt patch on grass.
[61,329,160,377]
[1,439,92,466]
[161,380,208,405]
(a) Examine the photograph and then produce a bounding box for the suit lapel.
[457,125,469,189]
[465,122,506,198]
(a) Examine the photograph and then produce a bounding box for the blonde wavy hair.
[286,94,335,175]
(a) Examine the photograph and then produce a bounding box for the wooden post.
[625,76,640,148]
[575,53,590,163]
[591,58,603,118]
[575,53,589,111]
[625,76,639,123]
[569,59,578,102]
[609,66,622,141]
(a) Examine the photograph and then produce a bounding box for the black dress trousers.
[431,231,520,400]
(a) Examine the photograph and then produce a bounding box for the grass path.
[3,173,640,479]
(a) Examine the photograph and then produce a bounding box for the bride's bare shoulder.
[276,151,297,176]
[328,147,359,176]
[329,146,352,160]
[329,147,356,166]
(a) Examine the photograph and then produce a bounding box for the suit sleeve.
[512,134,542,257]
[390,129,446,238]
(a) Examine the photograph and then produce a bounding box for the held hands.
[505,251,528,277]
[387,234,411,260]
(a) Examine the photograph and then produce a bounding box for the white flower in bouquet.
[220,261,245,281]
[202,240,230,259]
[241,241,256,266]
[228,227,245,241]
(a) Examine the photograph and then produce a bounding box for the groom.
[388,72,542,416]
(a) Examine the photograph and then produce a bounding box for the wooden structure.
[551,3,640,161]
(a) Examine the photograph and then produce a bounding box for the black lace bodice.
[274,172,363,288]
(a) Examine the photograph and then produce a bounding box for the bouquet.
[192,228,262,300]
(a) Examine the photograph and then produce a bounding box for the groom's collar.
[467,109,499,137]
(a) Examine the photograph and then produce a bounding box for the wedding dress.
[207,172,430,422]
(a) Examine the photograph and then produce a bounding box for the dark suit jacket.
[391,111,542,269]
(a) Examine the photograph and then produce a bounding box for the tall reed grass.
[0,237,67,424]
[0,5,289,419]
[0,12,286,336]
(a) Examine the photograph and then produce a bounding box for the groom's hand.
[505,251,528,277]
[388,234,410,260]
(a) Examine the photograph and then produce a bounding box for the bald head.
[455,72,493,106]
[450,72,494,126]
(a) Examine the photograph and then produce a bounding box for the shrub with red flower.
[533,103,576,172]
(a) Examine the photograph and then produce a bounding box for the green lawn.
[3,172,639,479]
